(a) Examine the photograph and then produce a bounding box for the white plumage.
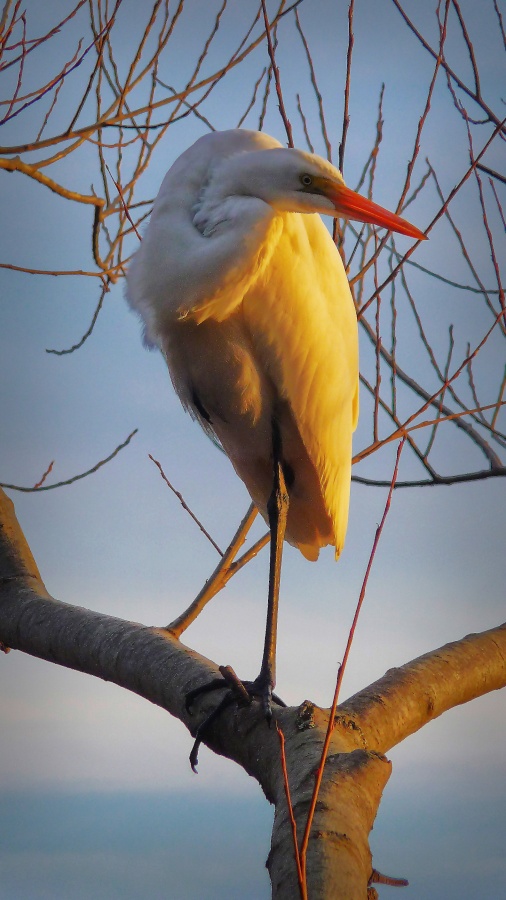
[127,129,424,563]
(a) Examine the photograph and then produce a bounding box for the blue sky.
[1,1,505,897]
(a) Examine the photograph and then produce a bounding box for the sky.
[1,1,505,898]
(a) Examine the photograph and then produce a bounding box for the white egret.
[126,129,425,725]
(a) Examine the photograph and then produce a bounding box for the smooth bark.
[1,487,505,898]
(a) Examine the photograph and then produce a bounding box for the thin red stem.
[299,438,405,878]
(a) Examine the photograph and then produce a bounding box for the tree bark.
[1,486,505,898]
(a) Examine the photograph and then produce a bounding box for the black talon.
[185,677,229,713]
[189,692,236,772]
[185,668,286,771]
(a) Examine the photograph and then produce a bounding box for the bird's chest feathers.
[164,316,269,429]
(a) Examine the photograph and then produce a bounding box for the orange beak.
[325,181,427,241]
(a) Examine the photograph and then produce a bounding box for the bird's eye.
[300,174,313,188]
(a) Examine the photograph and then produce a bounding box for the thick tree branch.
[2,486,505,897]
[341,624,506,754]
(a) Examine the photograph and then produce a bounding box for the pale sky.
[1,2,505,898]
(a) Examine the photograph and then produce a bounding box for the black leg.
[250,416,289,719]
[185,417,289,768]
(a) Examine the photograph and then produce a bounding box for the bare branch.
[149,455,224,557]
[260,0,293,147]
[300,440,404,879]
[338,0,354,174]
[343,624,506,754]
[0,430,138,492]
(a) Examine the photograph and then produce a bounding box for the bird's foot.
[186,665,285,772]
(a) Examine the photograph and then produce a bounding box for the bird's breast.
[162,312,273,439]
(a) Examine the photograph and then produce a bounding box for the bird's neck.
[184,212,283,325]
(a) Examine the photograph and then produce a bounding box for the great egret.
[126,129,424,725]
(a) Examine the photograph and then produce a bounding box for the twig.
[0,157,106,210]
[360,370,437,481]
[294,8,331,159]
[149,454,223,556]
[359,297,503,467]
[396,0,450,212]
[373,233,381,444]
[369,868,408,888]
[0,263,115,279]
[423,325,454,458]
[1,10,25,124]
[260,0,293,147]
[1,430,138,492]
[354,398,506,468]
[0,2,299,156]
[167,503,260,637]
[105,163,142,241]
[358,114,506,319]
[491,368,506,432]
[389,249,398,419]
[296,94,314,152]
[426,160,505,335]
[32,460,55,489]
[237,66,267,128]
[46,282,109,355]
[338,0,354,174]
[229,533,270,575]
[299,439,405,883]
[465,118,506,325]
[476,163,506,186]
[493,0,506,50]
[351,465,506,489]
[390,0,506,135]
[1,8,119,126]
[276,723,306,899]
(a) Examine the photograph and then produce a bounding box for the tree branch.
[341,623,506,754]
[1,486,505,896]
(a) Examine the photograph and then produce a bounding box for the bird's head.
[240,147,426,241]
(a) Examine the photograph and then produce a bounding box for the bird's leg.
[185,418,289,769]
[250,416,289,720]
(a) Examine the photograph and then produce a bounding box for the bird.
[126,129,425,724]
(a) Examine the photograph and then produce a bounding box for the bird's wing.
[242,212,359,557]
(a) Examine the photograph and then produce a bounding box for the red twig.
[358,114,506,320]
[464,119,506,326]
[33,460,55,489]
[1,11,26,124]
[1,8,119,126]
[354,398,506,473]
[149,455,223,556]
[105,164,142,242]
[260,0,294,147]
[396,0,450,211]
[355,307,505,466]
[338,0,354,174]
[275,723,307,899]
[489,178,506,229]
[373,234,381,444]
[294,8,331,160]
[0,1,87,66]
[299,439,405,880]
